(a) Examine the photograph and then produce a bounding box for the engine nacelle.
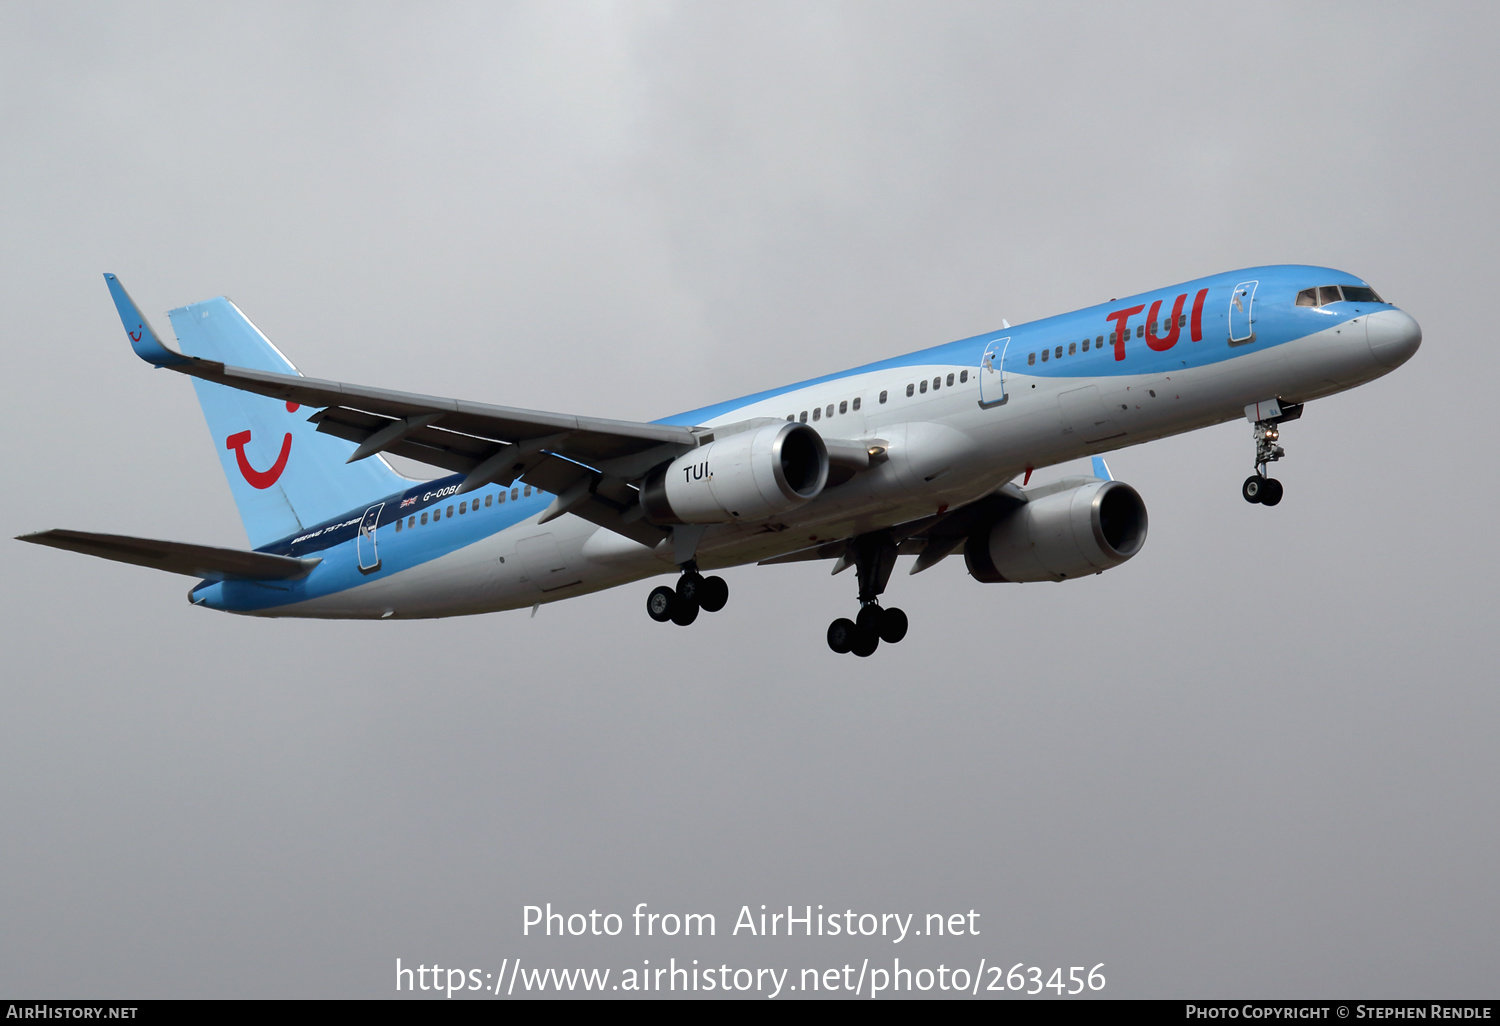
[965,479,1148,583]
[641,422,828,525]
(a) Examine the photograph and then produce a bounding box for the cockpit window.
[1297,284,1385,308]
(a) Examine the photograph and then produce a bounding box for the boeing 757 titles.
[19,268,1421,654]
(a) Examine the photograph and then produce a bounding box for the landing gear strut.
[1242,403,1300,507]
[645,562,729,627]
[827,533,909,656]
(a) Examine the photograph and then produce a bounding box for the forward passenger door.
[1229,280,1258,345]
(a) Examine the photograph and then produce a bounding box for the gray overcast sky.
[1,1,1495,999]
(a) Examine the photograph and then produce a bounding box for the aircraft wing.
[106,274,700,546]
[17,529,321,581]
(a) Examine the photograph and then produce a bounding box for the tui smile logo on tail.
[225,403,299,489]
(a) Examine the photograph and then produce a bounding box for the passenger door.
[1229,280,1258,345]
[978,337,1010,408]
[357,502,384,574]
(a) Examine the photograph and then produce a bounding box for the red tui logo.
[225,403,299,489]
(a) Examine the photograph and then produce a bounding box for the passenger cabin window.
[1096,335,1104,347]
[812,407,821,420]
[408,516,415,529]
[1041,349,1049,362]
[852,396,861,410]
[879,390,888,404]
[1135,325,1144,338]
[395,518,402,532]
[1082,338,1089,351]
[421,512,429,525]
[486,494,493,507]
[799,411,808,423]
[906,384,914,397]
[932,377,940,390]
[826,404,834,417]
[946,373,954,387]
[1068,342,1077,355]
[511,488,519,500]
[447,505,454,517]
[459,501,467,514]
[839,400,847,414]
[1028,352,1036,365]
[1054,346,1062,359]
[959,370,967,383]
[920,379,928,392]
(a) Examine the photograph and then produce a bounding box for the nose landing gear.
[1242,401,1301,506]
[826,532,909,656]
[645,563,729,627]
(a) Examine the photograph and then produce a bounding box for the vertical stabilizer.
[158,296,409,548]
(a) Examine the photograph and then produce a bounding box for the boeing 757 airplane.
[19,268,1420,655]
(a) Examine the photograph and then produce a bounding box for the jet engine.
[964,479,1148,583]
[641,422,829,525]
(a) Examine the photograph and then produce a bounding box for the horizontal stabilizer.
[17,529,320,582]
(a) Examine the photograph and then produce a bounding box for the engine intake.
[965,479,1148,583]
[641,422,828,525]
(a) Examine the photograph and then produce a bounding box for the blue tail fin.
[106,277,409,548]
[167,297,410,547]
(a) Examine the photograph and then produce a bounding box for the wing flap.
[17,530,321,581]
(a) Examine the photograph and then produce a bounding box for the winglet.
[1091,456,1113,481]
[103,273,192,368]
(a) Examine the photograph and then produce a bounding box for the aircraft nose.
[1366,308,1422,368]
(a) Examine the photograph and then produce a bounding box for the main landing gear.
[646,563,729,627]
[826,532,909,657]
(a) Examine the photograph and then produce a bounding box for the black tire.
[856,604,883,632]
[1242,475,1264,503]
[827,618,855,654]
[670,596,699,626]
[879,606,909,644]
[850,626,880,658]
[1260,478,1284,506]
[698,575,729,613]
[647,585,675,623]
[676,573,702,606]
